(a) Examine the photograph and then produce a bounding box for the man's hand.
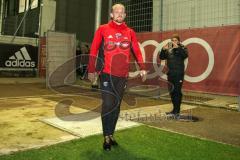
[163,44,169,50]
[88,72,97,83]
[139,70,147,82]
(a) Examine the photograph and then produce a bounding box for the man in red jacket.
[88,3,147,151]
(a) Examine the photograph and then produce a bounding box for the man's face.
[171,38,180,44]
[111,6,126,24]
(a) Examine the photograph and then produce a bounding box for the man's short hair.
[111,3,125,12]
[171,33,180,41]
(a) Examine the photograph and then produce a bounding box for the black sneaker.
[103,137,111,151]
[166,111,174,115]
[173,113,180,120]
[166,111,175,117]
[110,138,118,146]
[103,141,111,151]
[166,112,180,120]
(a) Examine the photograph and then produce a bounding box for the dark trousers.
[100,73,126,136]
[168,74,184,114]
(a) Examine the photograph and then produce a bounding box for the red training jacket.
[88,20,145,77]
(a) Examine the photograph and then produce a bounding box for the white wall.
[0,35,38,46]
[40,0,56,36]
[153,0,240,31]
[152,0,163,31]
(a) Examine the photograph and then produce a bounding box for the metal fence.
[112,0,153,32]
[112,0,240,32]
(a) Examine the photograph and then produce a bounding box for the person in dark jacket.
[159,34,188,117]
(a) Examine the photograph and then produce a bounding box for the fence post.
[238,96,240,112]
[95,0,102,31]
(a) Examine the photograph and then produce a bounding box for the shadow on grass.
[80,146,153,160]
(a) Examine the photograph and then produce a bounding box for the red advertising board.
[136,25,240,96]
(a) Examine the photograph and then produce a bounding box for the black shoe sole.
[103,142,111,151]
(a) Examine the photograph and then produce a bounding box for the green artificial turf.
[1,125,239,160]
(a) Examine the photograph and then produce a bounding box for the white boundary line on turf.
[0,92,100,100]
[0,136,79,156]
[145,124,240,148]
[0,94,61,100]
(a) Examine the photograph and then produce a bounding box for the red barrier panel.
[38,37,46,78]
[136,25,240,96]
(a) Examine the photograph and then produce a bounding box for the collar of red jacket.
[108,20,127,29]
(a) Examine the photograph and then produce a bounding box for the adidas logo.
[5,47,36,68]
